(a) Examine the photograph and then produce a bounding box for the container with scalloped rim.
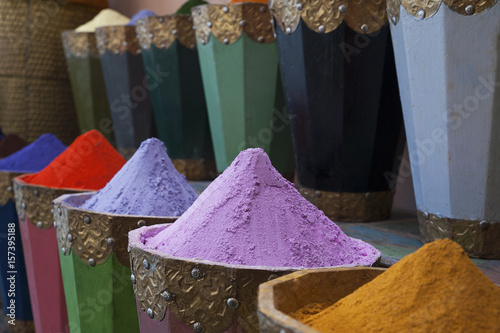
[128,224,381,333]
[269,0,405,222]
[258,267,386,332]
[387,0,500,258]
[135,14,216,180]
[53,192,178,333]
[12,175,90,333]
[191,2,295,179]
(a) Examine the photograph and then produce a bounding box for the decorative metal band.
[61,30,99,58]
[418,211,500,259]
[192,3,276,45]
[136,15,197,51]
[0,172,22,206]
[270,0,388,35]
[129,239,293,332]
[12,177,84,229]
[95,26,141,56]
[54,194,177,267]
[298,186,394,222]
[172,159,216,181]
[387,0,498,24]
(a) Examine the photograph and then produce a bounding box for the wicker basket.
[0,0,107,145]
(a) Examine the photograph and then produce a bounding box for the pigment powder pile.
[0,134,28,158]
[0,134,66,173]
[126,9,156,26]
[144,148,380,268]
[75,9,130,32]
[176,0,208,14]
[23,130,125,190]
[81,138,197,216]
[292,239,500,332]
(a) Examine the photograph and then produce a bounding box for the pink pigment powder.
[145,148,381,268]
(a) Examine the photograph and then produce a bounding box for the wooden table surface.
[338,211,500,285]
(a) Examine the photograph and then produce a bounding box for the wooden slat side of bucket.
[258,267,386,332]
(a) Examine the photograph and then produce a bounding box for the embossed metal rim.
[54,192,178,267]
[418,211,500,259]
[61,30,99,58]
[95,25,141,56]
[191,3,276,46]
[269,0,388,35]
[135,14,197,51]
[0,171,23,206]
[388,0,498,25]
[12,175,88,229]
[128,225,381,331]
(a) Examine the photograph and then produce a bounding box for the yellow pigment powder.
[292,239,500,332]
[75,9,129,33]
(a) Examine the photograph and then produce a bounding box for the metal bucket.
[13,175,88,333]
[96,25,155,159]
[62,30,115,144]
[258,267,385,332]
[0,171,33,332]
[53,192,178,333]
[135,15,216,180]
[270,0,405,221]
[388,0,500,257]
[191,3,295,179]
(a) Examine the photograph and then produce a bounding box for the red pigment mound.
[24,130,126,190]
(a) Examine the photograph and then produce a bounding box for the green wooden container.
[135,15,216,180]
[62,31,114,144]
[53,193,177,333]
[192,4,295,179]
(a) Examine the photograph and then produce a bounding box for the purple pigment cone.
[144,148,381,268]
[80,138,197,216]
[0,133,66,173]
[127,9,156,26]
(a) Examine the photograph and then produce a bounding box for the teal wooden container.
[135,15,216,180]
[192,3,295,179]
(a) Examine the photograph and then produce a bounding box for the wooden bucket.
[62,30,115,144]
[95,25,155,159]
[12,175,89,333]
[0,171,33,332]
[191,3,295,179]
[388,0,500,258]
[269,0,405,221]
[53,192,178,333]
[258,267,386,332]
[0,0,106,145]
[135,15,216,180]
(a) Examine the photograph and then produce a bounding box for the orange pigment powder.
[293,239,500,332]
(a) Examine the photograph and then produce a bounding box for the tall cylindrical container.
[135,15,216,180]
[62,30,115,143]
[270,0,405,221]
[192,3,295,179]
[388,0,500,257]
[96,26,155,159]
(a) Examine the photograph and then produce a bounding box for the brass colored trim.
[54,193,178,267]
[136,15,196,51]
[12,176,85,229]
[95,26,141,56]
[172,159,216,181]
[418,211,500,259]
[192,3,275,45]
[129,226,294,332]
[298,186,394,222]
[270,0,388,35]
[0,171,22,206]
[61,30,99,58]
[389,0,497,24]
